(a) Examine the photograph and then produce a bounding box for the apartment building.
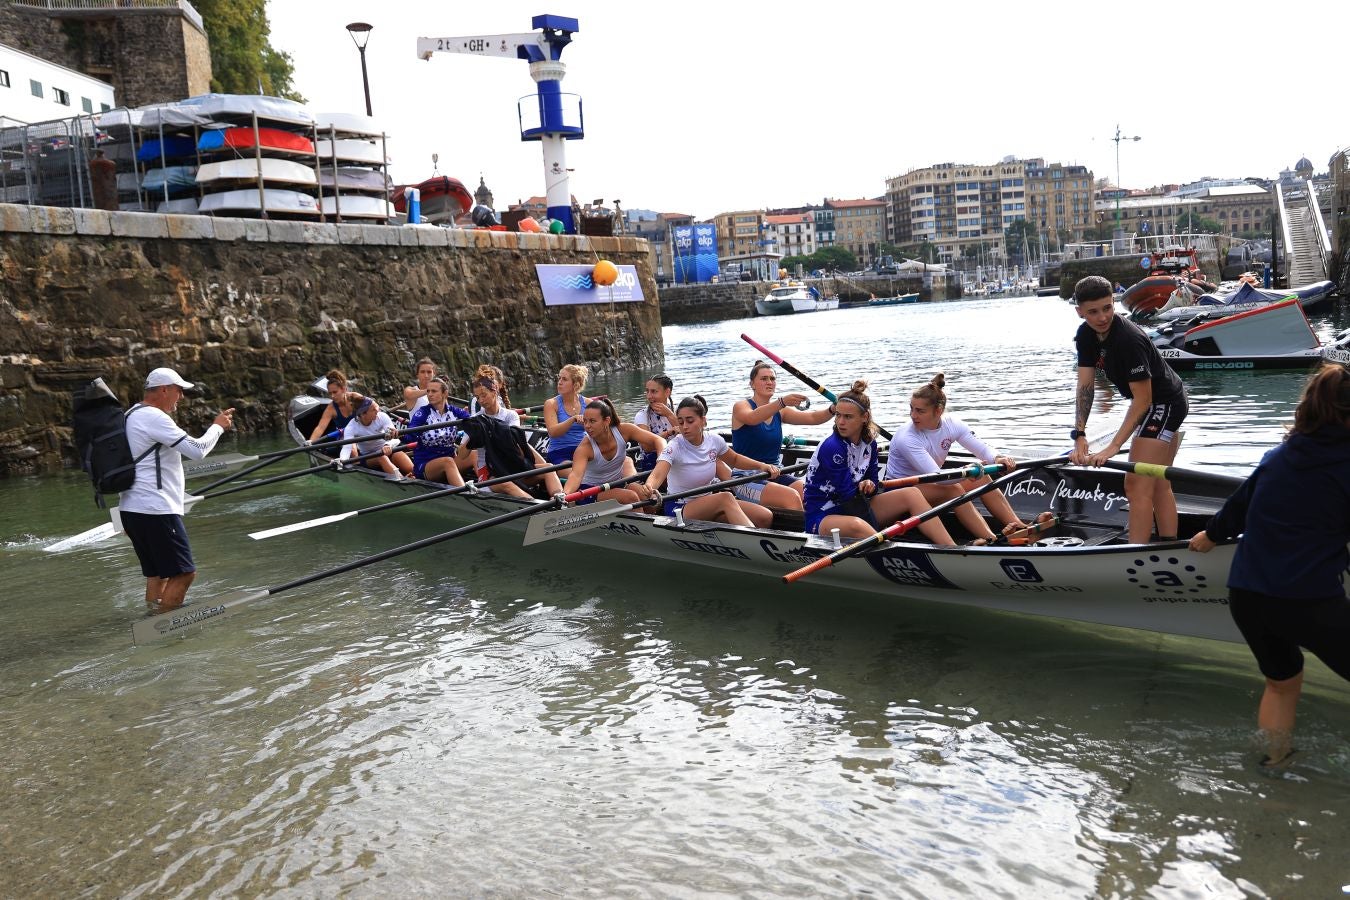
[885,158,1094,264]
[827,198,887,265]
[766,212,815,258]
[1024,160,1094,250]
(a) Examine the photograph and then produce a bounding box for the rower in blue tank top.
[729,360,833,510]
[543,363,589,465]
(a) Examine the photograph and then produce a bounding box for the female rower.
[633,374,676,472]
[730,360,832,508]
[339,393,412,480]
[883,372,1026,543]
[405,376,470,484]
[559,398,666,504]
[457,364,509,477]
[543,363,589,465]
[469,375,562,499]
[308,369,355,444]
[1188,364,1350,769]
[632,396,778,528]
[803,380,955,545]
[402,357,438,413]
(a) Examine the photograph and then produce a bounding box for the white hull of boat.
[1151,298,1350,370]
[314,112,384,138]
[315,139,389,166]
[198,188,320,217]
[196,158,318,188]
[320,195,396,219]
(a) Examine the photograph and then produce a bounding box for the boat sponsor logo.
[536,264,645,306]
[153,603,227,634]
[987,559,1084,593]
[601,520,642,537]
[760,539,828,565]
[1194,361,1255,370]
[1052,479,1126,512]
[866,549,958,590]
[670,538,750,560]
[1005,474,1049,500]
[999,559,1042,583]
[1126,553,1217,601]
[539,509,607,534]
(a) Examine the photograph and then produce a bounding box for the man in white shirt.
[118,367,233,609]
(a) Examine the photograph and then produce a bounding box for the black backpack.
[457,415,534,478]
[72,377,158,507]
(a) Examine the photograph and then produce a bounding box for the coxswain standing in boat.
[884,372,1026,544]
[543,364,590,466]
[1188,364,1350,769]
[307,369,354,445]
[802,380,956,545]
[339,393,412,481]
[730,361,831,508]
[119,367,234,610]
[631,396,778,527]
[405,376,470,485]
[559,398,665,505]
[1069,275,1189,544]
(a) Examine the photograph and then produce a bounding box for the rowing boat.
[281,393,1281,645]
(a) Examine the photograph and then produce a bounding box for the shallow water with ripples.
[2,295,1348,896]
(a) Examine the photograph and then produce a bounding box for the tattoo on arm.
[1074,384,1094,427]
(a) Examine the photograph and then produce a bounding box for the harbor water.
[2,295,1348,896]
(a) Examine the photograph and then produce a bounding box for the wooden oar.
[132,480,619,644]
[783,456,1068,583]
[524,462,809,544]
[740,334,893,440]
[1099,459,1243,490]
[989,512,1060,547]
[248,460,575,540]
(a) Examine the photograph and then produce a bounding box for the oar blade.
[523,499,631,545]
[183,452,258,478]
[248,510,357,540]
[44,520,119,553]
[131,589,271,644]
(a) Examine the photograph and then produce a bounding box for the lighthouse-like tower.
[418,14,583,234]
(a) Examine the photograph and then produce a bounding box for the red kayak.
[197,127,315,155]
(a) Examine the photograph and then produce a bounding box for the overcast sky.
[266,0,1345,220]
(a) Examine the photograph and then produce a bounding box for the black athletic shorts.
[1133,396,1188,443]
[1229,586,1350,682]
[120,511,196,579]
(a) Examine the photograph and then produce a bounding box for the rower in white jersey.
[881,372,1027,542]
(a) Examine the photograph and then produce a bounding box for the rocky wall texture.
[0,205,662,477]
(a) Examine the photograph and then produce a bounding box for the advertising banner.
[535,264,645,306]
[672,224,718,283]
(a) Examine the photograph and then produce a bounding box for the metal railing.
[9,0,204,32]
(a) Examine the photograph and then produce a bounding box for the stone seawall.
[0,205,661,477]
[658,273,957,324]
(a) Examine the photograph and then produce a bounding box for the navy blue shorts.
[1229,586,1350,682]
[1134,396,1188,443]
[120,511,195,578]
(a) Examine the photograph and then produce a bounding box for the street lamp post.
[346,22,373,117]
[1111,124,1141,232]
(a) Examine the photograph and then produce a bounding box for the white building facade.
[0,42,115,125]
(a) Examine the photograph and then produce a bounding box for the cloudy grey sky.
[267,0,1345,218]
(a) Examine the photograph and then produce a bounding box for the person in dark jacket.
[1189,364,1350,767]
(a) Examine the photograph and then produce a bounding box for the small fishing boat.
[1120,246,1217,315]
[272,391,1297,647]
[198,188,320,218]
[195,158,318,188]
[391,175,474,224]
[868,293,920,306]
[1149,297,1350,371]
[197,127,315,156]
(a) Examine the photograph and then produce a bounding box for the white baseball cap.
[144,367,197,391]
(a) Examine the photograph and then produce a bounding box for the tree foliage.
[195,0,303,101]
[779,246,858,273]
[1174,212,1221,234]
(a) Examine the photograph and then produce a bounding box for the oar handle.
[740,334,895,440]
[1099,459,1244,489]
[563,469,648,503]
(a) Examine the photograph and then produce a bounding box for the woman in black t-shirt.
[1069,275,1189,543]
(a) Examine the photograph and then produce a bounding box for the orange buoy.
[592,260,619,286]
[518,216,542,233]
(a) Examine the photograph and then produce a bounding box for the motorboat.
[754,282,835,315]
[1120,246,1217,315]
[391,175,474,224]
[1151,279,1336,323]
[1149,297,1350,371]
